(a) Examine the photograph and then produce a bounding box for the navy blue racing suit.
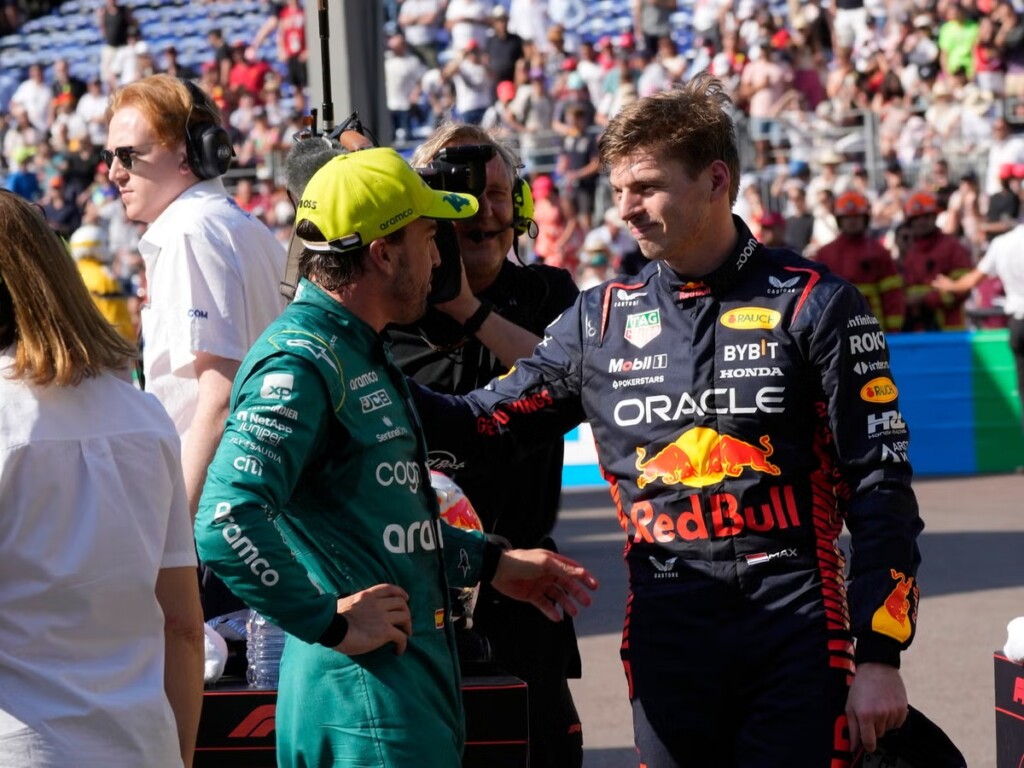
[411,217,923,768]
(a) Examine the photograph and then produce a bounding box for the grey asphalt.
[553,474,1024,767]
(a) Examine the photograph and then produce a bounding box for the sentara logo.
[720,307,781,330]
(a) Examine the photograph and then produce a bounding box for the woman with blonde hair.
[0,190,204,767]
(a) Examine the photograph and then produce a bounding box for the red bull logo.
[635,427,781,489]
[622,485,800,544]
[871,568,917,643]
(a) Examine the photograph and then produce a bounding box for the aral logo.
[384,519,444,554]
[624,310,661,349]
[260,373,294,400]
[720,307,781,330]
[860,377,898,403]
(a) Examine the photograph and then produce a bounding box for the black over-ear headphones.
[181,79,233,180]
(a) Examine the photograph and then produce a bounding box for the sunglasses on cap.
[99,143,158,171]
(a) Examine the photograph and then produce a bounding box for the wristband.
[462,299,495,336]
[316,613,350,648]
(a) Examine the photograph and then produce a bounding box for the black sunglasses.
[99,143,158,171]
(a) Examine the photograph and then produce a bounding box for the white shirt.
[445,0,492,52]
[9,78,51,133]
[398,0,443,48]
[76,91,110,147]
[0,354,195,767]
[385,51,428,111]
[139,177,287,441]
[985,136,1024,197]
[979,225,1024,318]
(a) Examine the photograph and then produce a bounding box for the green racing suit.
[194,279,492,767]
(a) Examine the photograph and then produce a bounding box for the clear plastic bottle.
[245,609,286,689]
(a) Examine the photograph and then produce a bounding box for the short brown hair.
[599,73,741,205]
[0,191,136,385]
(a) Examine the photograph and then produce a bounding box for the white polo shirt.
[139,177,287,441]
[0,352,196,766]
[979,225,1024,319]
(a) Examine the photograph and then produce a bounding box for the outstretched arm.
[491,548,598,622]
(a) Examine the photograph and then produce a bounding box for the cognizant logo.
[213,502,280,586]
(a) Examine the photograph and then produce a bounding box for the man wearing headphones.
[106,75,286,616]
[389,123,585,768]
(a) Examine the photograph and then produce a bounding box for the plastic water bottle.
[246,609,286,689]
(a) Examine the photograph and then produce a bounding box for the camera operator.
[389,122,585,768]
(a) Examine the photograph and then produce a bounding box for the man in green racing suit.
[194,147,597,768]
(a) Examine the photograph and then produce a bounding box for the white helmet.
[68,225,110,264]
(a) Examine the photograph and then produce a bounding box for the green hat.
[296,147,478,252]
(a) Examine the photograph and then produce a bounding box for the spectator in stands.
[206,28,234,87]
[442,39,493,126]
[805,149,846,209]
[925,157,958,211]
[938,3,980,79]
[398,0,444,68]
[163,46,198,81]
[227,41,272,100]
[96,0,135,87]
[872,160,910,236]
[272,0,307,113]
[632,0,676,56]
[596,54,639,127]
[984,116,1024,197]
[68,222,134,342]
[901,191,973,331]
[816,190,906,332]
[481,79,518,137]
[507,0,550,55]
[105,74,286,616]
[923,79,961,145]
[552,72,596,136]
[385,29,427,141]
[9,63,51,135]
[445,0,492,53]
[236,108,281,169]
[981,163,1022,244]
[808,187,839,257]
[3,147,40,202]
[0,188,204,768]
[486,4,524,86]
[508,66,555,171]
[576,240,613,289]
[77,78,109,149]
[942,170,986,258]
[531,174,584,273]
[757,210,790,248]
[590,205,639,272]
[783,184,814,255]
[556,104,600,231]
[40,175,80,239]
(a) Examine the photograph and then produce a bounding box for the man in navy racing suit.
[410,76,923,767]
[194,147,597,768]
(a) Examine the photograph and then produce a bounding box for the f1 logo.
[228,704,276,738]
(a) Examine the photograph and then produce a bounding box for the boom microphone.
[467,221,514,243]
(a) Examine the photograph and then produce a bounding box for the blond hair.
[598,73,741,205]
[0,191,136,385]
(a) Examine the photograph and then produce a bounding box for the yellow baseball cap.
[296,147,479,252]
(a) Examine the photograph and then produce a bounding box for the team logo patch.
[720,307,781,330]
[624,310,661,349]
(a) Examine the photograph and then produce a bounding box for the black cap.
[851,705,965,768]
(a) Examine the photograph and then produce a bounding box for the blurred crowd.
[5,0,1024,331]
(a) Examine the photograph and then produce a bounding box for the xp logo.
[376,461,421,493]
[260,373,294,401]
[442,192,473,213]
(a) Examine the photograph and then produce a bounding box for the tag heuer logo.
[624,310,661,349]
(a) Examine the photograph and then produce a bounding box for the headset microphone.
[467,221,515,243]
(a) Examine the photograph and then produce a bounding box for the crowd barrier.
[561,329,1024,489]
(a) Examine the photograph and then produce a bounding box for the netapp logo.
[609,354,668,373]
